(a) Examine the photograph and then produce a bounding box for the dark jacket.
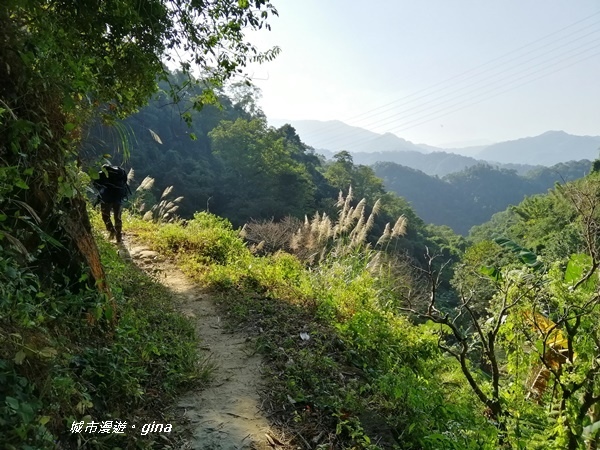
[94,166,130,204]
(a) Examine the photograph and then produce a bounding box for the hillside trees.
[409,173,600,448]
[376,160,592,235]
[208,118,320,223]
[1,0,278,288]
[326,151,385,202]
[113,76,256,217]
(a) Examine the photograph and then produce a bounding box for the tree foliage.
[209,117,318,221]
[375,160,591,235]
[1,0,278,285]
[406,173,600,449]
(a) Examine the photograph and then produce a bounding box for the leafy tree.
[325,151,385,203]
[1,0,278,288]
[209,118,317,224]
[406,174,600,448]
[226,81,266,118]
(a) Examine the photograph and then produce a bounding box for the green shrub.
[0,228,206,449]
[143,212,250,265]
[122,206,497,448]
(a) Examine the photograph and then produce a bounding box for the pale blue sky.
[246,1,600,147]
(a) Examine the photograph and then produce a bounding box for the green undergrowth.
[125,212,497,449]
[0,215,207,449]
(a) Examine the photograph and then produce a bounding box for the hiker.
[94,165,131,243]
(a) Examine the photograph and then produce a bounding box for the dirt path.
[122,240,280,450]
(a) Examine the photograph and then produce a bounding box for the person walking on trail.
[94,164,131,243]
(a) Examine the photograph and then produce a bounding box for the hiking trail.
[121,238,285,450]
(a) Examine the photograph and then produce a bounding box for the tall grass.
[0,210,208,449]
[123,196,494,449]
[128,173,184,222]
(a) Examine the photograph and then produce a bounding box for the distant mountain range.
[271,119,600,169]
[478,131,600,166]
[348,150,538,177]
[374,160,593,235]
[269,119,430,154]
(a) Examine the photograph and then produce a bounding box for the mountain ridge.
[271,119,600,167]
[374,159,593,235]
[477,130,600,165]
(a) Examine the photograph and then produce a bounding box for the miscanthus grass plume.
[129,174,183,223]
[290,190,406,265]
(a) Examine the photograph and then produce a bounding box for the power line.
[350,18,600,130]
[295,11,600,148]
[316,46,600,152]
[358,38,600,136]
[387,50,600,135]
[353,28,600,133]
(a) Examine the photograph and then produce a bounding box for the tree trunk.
[1,11,110,299]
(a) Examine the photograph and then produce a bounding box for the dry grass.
[130,175,183,223]
[290,190,407,265]
[239,189,409,269]
[241,216,302,254]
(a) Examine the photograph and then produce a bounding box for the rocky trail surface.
[120,239,288,450]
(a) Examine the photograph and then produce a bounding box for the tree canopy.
[0,0,279,288]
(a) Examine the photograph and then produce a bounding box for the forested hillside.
[4,1,600,449]
[117,167,600,449]
[375,160,591,234]
[353,149,497,176]
[85,76,466,269]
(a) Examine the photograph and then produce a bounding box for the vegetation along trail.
[124,238,280,450]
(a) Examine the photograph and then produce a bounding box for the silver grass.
[336,190,345,207]
[338,202,350,232]
[311,212,321,234]
[319,246,327,264]
[352,198,366,220]
[137,176,155,192]
[366,251,382,273]
[350,214,365,247]
[372,198,382,216]
[376,223,392,246]
[342,188,353,220]
[391,215,407,237]
[289,232,300,251]
[359,212,376,244]
[161,185,174,200]
[306,227,316,250]
[318,215,333,242]
[340,206,357,233]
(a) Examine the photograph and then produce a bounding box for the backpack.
[95,165,131,203]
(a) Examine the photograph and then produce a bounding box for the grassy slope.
[0,210,208,449]
[124,212,496,450]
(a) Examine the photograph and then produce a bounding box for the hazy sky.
[246,1,600,147]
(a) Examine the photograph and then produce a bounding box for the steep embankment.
[123,240,285,450]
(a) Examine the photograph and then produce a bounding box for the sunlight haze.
[246,0,600,147]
